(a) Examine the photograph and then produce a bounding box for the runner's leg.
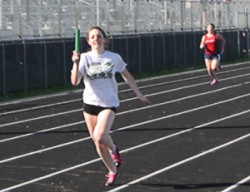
[85,110,117,174]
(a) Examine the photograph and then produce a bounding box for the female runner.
[71,26,151,186]
[200,23,226,85]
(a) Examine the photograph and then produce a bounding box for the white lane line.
[0,92,70,107]
[117,92,250,132]
[107,134,250,192]
[129,61,250,86]
[0,121,83,143]
[0,137,87,164]
[133,64,250,92]
[1,72,250,128]
[0,74,208,116]
[0,109,81,128]
[0,62,237,105]
[1,109,250,192]
[0,99,80,116]
[119,109,250,154]
[0,83,242,143]
[221,175,250,192]
[0,157,102,192]
[1,63,250,115]
[1,91,250,165]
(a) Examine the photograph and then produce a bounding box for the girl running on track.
[200,23,226,85]
[71,26,151,186]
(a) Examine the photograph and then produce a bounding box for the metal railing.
[1,0,250,40]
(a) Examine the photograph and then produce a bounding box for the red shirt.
[204,33,217,55]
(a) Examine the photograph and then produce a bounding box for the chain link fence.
[1,0,250,40]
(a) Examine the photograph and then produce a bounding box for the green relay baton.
[75,29,80,53]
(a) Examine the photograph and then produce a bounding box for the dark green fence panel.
[140,35,153,73]
[238,30,248,58]
[65,39,75,85]
[0,44,4,95]
[111,36,128,67]
[126,36,140,73]
[26,42,46,90]
[0,29,246,96]
[185,32,197,68]
[195,31,205,66]
[46,42,65,87]
[175,32,187,68]
[164,33,177,69]
[4,43,25,93]
[222,31,239,60]
[152,34,165,71]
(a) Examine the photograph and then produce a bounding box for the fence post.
[2,43,6,96]
[121,0,125,32]
[63,39,67,86]
[138,34,142,73]
[237,30,240,58]
[44,42,48,89]
[173,32,177,67]
[57,0,62,36]
[162,33,166,69]
[180,0,184,30]
[163,0,167,26]
[23,41,27,93]
[147,0,150,31]
[247,29,250,57]
[151,34,154,70]
[105,0,110,33]
[190,1,194,30]
[18,1,23,38]
[134,0,138,32]
[96,0,100,26]
[244,7,248,29]
[193,31,197,65]
[184,32,187,67]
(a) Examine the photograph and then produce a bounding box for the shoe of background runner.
[105,172,118,186]
[216,54,221,71]
[210,79,218,85]
[217,53,221,62]
[111,146,123,167]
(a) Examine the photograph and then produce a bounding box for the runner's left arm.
[217,34,226,53]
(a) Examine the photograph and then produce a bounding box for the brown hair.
[86,26,109,48]
[208,23,215,30]
[86,26,107,39]
[206,23,216,34]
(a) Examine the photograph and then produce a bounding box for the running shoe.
[215,65,221,71]
[210,79,218,85]
[105,172,118,186]
[216,52,223,71]
[215,54,221,71]
[217,65,221,70]
[111,146,124,167]
[217,53,221,63]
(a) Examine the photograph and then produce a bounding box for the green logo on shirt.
[87,62,114,80]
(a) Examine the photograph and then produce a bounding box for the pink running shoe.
[217,65,221,70]
[111,147,124,167]
[210,79,218,85]
[105,172,118,186]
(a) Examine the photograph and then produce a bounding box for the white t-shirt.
[76,50,127,107]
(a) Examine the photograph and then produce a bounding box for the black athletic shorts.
[83,103,117,115]
[204,53,219,60]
